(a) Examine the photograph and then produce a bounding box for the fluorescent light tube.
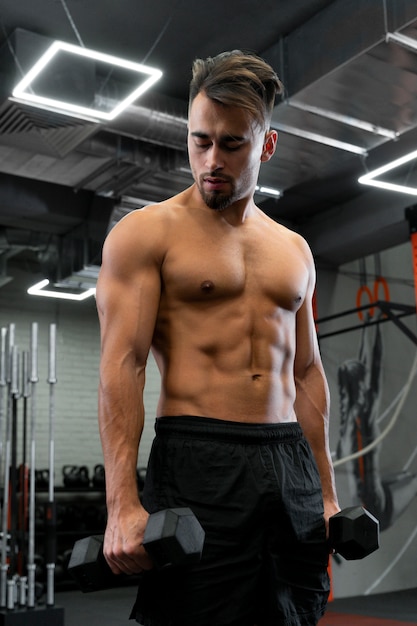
[358,148,417,195]
[255,185,281,197]
[27,279,96,301]
[12,40,162,121]
[386,32,417,53]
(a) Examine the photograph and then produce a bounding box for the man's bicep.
[96,228,162,367]
[99,274,161,369]
[294,293,319,379]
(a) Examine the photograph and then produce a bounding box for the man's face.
[187,92,276,211]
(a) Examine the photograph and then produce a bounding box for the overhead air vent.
[0,99,98,157]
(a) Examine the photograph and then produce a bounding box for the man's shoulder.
[259,211,310,245]
[102,192,192,264]
[117,190,190,228]
[255,213,315,273]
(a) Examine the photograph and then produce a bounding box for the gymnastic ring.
[373,277,390,319]
[373,277,390,303]
[356,285,375,321]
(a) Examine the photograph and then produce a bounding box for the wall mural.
[318,255,417,597]
[335,318,417,531]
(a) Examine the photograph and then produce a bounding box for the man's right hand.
[103,503,154,574]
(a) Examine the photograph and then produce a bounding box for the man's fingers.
[104,543,153,574]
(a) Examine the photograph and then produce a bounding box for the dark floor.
[326,588,417,622]
[7,585,417,626]
[56,585,136,625]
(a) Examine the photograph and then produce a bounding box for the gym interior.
[0,0,417,624]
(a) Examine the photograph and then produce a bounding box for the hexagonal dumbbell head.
[329,506,379,560]
[68,534,115,592]
[143,507,205,568]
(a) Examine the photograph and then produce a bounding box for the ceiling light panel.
[27,279,96,301]
[386,31,417,53]
[255,185,281,198]
[12,41,162,121]
[358,149,417,195]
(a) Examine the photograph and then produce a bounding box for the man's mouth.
[203,176,229,190]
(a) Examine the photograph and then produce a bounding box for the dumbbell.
[68,507,205,592]
[329,506,379,560]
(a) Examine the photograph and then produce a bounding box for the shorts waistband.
[155,415,303,445]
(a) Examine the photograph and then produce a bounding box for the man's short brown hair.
[189,50,283,130]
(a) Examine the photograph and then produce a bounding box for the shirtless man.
[96,50,339,626]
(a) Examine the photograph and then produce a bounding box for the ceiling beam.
[301,186,412,267]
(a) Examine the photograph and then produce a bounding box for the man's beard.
[197,176,236,211]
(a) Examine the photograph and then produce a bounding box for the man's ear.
[261,130,278,162]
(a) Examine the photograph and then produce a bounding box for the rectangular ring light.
[27,279,96,301]
[358,149,417,195]
[12,41,162,121]
[255,185,281,198]
[386,32,417,53]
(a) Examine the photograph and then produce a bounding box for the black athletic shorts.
[130,416,330,626]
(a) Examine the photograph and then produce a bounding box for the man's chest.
[160,233,308,313]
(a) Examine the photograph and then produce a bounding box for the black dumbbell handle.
[68,507,205,593]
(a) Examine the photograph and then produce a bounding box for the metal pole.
[0,328,9,607]
[9,344,19,578]
[0,328,7,478]
[0,324,14,607]
[19,351,29,576]
[45,323,57,607]
[0,327,7,582]
[26,322,38,609]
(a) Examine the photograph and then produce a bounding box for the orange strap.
[411,231,417,308]
[356,285,374,321]
[374,276,390,303]
[327,557,334,602]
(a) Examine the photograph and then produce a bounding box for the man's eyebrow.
[190,131,246,142]
[190,131,209,139]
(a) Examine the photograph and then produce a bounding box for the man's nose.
[205,145,224,172]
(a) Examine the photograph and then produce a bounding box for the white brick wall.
[0,271,160,488]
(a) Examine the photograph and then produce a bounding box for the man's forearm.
[295,366,339,511]
[98,370,145,509]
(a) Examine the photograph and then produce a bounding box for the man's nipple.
[201,280,215,293]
